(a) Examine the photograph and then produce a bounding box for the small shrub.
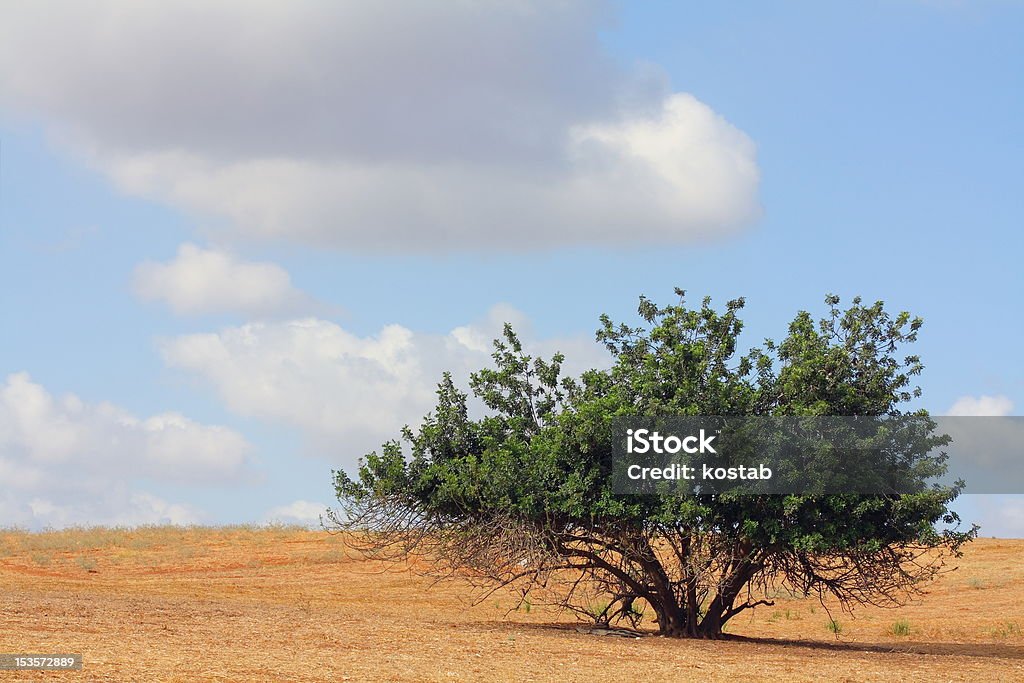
[588,601,609,621]
[826,619,843,635]
[30,552,52,566]
[889,619,910,636]
[76,556,97,572]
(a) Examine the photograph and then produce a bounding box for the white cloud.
[974,495,1024,538]
[160,306,608,459]
[133,242,315,316]
[946,395,1014,416]
[0,2,760,250]
[9,492,202,530]
[0,372,249,527]
[265,500,326,526]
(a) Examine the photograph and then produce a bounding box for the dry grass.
[1,527,1022,681]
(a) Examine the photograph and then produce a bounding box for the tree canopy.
[330,290,974,638]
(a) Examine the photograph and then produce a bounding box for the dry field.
[1,526,1022,682]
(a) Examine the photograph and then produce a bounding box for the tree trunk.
[698,608,725,639]
[652,600,689,637]
[652,594,731,639]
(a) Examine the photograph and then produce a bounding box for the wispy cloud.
[946,395,1014,416]
[133,243,319,317]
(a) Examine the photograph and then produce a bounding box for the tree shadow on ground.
[726,634,1024,661]
[468,621,1024,661]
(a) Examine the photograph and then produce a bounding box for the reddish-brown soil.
[1,527,1021,681]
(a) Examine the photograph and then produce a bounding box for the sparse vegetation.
[75,556,98,572]
[30,552,52,566]
[989,621,1022,639]
[889,619,911,636]
[0,523,322,571]
[768,609,802,624]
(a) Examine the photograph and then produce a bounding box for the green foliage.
[332,290,975,638]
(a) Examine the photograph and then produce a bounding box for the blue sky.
[0,1,1021,532]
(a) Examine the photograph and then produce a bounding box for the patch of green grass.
[968,577,987,590]
[826,619,843,635]
[767,608,801,624]
[990,621,1022,639]
[889,619,910,636]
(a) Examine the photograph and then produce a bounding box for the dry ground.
[1,526,1022,682]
